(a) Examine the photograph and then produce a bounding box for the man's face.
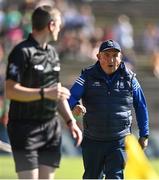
[50,15,62,41]
[97,49,122,75]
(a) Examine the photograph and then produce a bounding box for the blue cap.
[99,40,121,52]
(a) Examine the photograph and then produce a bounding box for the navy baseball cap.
[99,40,121,52]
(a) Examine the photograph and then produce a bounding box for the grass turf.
[0,155,159,179]
[0,155,83,179]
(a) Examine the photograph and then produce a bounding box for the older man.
[68,39,149,179]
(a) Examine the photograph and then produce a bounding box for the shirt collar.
[28,33,49,51]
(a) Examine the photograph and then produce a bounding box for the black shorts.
[7,116,62,172]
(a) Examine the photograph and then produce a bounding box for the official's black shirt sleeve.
[6,47,27,83]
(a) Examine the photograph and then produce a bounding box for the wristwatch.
[66,119,73,126]
[142,135,149,138]
[66,119,76,127]
[39,88,44,99]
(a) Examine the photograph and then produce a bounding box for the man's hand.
[72,104,86,116]
[67,120,83,147]
[138,137,148,150]
[45,83,70,100]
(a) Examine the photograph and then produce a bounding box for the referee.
[5,6,82,180]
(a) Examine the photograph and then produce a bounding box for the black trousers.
[81,136,126,179]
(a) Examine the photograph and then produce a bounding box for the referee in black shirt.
[5,6,82,180]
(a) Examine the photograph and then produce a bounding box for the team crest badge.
[107,40,114,47]
[119,81,124,89]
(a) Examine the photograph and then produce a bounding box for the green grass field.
[0,155,83,179]
[0,155,159,179]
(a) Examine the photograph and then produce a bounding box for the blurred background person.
[113,14,136,70]
[0,43,9,147]
[142,22,159,78]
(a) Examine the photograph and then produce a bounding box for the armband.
[39,88,44,99]
[66,119,75,126]
[143,135,149,138]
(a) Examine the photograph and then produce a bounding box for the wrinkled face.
[49,15,62,41]
[97,49,122,75]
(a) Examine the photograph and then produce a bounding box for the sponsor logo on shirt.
[92,81,101,87]
[34,64,44,71]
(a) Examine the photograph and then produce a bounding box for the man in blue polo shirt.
[68,39,149,179]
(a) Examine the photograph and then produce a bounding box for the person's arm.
[132,77,149,149]
[5,47,42,101]
[5,80,70,102]
[58,99,82,147]
[5,47,70,102]
[68,74,86,130]
[68,74,85,109]
[5,79,42,101]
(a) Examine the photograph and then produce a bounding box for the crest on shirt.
[9,63,18,75]
[92,81,101,87]
[119,81,124,89]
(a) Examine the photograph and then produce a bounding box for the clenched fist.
[45,83,70,100]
